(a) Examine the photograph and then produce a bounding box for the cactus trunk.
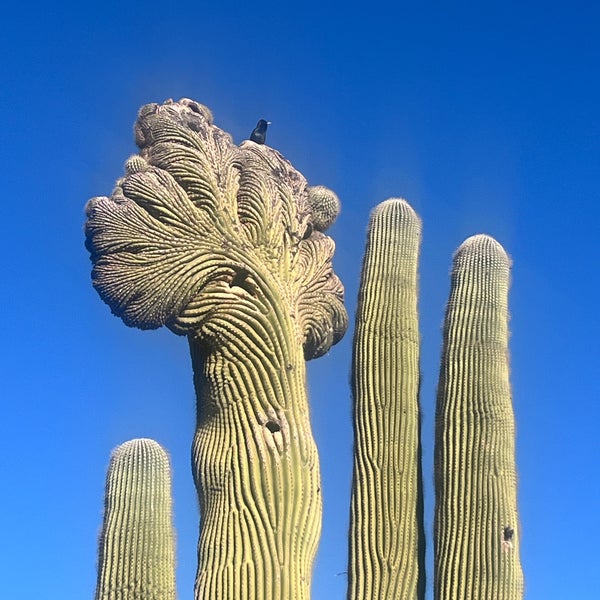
[348,199,425,599]
[434,235,524,599]
[189,282,320,600]
[95,439,176,600]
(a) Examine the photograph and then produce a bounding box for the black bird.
[249,119,271,144]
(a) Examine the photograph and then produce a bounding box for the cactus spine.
[95,438,176,600]
[348,199,425,599]
[434,235,524,599]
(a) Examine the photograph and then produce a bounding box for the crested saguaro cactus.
[434,235,524,599]
[95,438,176,600]
[348,199,425,599]
[86,99,348,600]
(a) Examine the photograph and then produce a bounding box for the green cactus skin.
[85,99,348,600]
[87,98,527,600]
[95,438,176,600]
[348,199,426,600]
[434,235,524,600]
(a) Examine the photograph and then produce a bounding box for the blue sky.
[1,1,598,598]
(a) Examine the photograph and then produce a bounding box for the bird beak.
[267,121,272,125]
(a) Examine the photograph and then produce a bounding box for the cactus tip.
[454,234,511,267]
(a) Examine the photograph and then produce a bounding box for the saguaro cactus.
[434,235,524,599]
[86,99,348,600]
[95,438,176,600]
[348,199,425,599]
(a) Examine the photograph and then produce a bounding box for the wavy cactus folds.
[85,98,347,355]
[95,438,175,600]
[86,99,526,600]
[349,199,425,600]
[434,235,524,600]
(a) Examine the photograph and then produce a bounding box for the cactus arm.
[348,199,425,599]
[95,439,176,600]
[434,235,524,599]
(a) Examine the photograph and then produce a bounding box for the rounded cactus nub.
[178,97,214,124]
[306,185,341,231]
[95,438,176,600]
[434,234,524,600]
[124,154,149,175]
[349,197,425,599]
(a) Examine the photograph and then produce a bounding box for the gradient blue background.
[1,1,598,598]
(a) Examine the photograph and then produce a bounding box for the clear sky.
[1,1,598,598]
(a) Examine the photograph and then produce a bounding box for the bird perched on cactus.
[249,118,271,144]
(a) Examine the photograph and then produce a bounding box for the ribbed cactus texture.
[348,199,425,600]
[85,98,348,600]
[95,438,175,600]
[434,235,524,600]
[306,185,341,231]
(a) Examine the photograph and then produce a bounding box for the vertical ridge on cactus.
[348,199,425,600]
[434,234,524,600]
[95,438,176,600]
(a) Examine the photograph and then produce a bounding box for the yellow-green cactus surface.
[85,99,348,600]
[95,438,175,600]
[348,199,425,599]
[434,235,524,600]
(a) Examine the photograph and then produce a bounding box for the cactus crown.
[85,98,347,359]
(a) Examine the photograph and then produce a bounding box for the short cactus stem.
[95,438,176,600]
[434,235,524,600]
[348,199,425,599]
[306,185,341,231]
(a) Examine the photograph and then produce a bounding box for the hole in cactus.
[265,420,281,433]
[230,268,256,297]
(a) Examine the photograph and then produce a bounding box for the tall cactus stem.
[434,234,524,600]
[95,438,176,600]
[348,198,425,599]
